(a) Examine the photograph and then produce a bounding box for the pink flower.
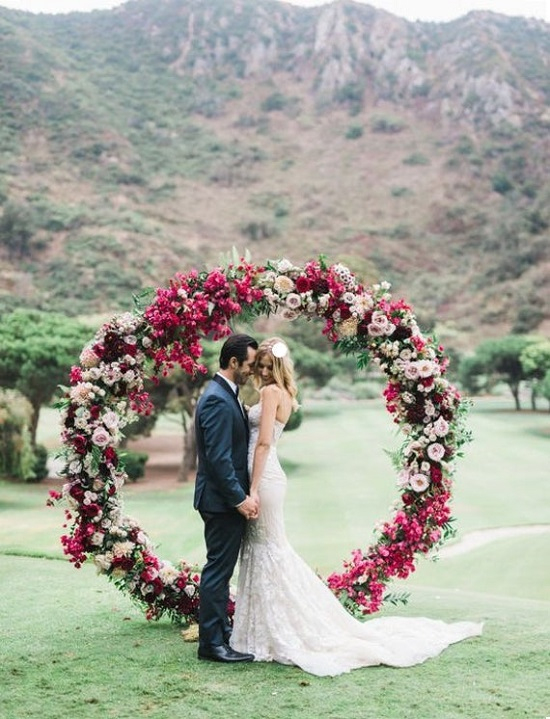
[433,417,449,437]
[80,346,100,368]
[92,426,111,448]
[427,442,445,462]
[403,362,420,380]
[409,473,430,492]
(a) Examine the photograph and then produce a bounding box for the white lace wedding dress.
[231,403,483,677]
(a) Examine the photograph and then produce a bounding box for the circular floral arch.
[50,257,470,623]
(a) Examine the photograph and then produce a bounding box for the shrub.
[403,152,430,166]
[260,92,287,112]
[120,450,149,482]
[0,389,36,481]
[31,444,49,483]
[345,124,363,140]
[370,115,406,134]
[492,172,514,194]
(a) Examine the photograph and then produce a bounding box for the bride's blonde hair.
[253,337,299,411]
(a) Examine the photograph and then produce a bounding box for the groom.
[194,333,259,663]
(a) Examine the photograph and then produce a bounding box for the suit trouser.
[198,510,246,648]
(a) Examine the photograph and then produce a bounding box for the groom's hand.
[237,495,259,520]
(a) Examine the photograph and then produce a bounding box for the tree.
[0,309,91,446]
[539,370,550,411]
[464,335,538,409]
[0,202,36,260]
[0,389,37,481]
[520,339,550,409]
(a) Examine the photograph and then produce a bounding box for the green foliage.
[370,114,406,134]
[0,389,36,481]
[0,201,37,259]
[390,186,412,197]
[334,81,364,114]
[403,152,430,166]
[0,309,91,444]
[520,339,550,379]
[31,443,49,482]
[462,335,539,408]
[539,369,550,405]
[345,124,363,140]
[260,92,288,113]
[119,449,149,482]
[491,172,514,194]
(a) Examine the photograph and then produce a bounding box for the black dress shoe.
[198,643,254,663]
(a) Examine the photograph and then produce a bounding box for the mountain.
[0,0,549,351]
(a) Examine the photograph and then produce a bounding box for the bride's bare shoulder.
[259,384,282,401]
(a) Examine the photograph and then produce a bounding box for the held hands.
[237,494,260,521]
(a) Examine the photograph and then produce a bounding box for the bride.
[230,337,482,677]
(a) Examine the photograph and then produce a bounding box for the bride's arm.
[250,385,280,496]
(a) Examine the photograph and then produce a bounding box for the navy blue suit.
[194,374,250,648]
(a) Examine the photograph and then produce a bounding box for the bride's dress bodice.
[247,402,285,465]
[231,402,482,677]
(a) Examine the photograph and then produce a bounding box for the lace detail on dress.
[231,402,483,676]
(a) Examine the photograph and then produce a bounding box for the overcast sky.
[0,0,548,23]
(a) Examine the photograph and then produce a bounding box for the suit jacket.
[193,374,250,513]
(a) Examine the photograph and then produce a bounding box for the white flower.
[159,563,180,584]
[273,275,295,294]
[70,382,94,405]
[260,270,277,285]
[277,258,294,273]
[103,411,119,430]
[82,367,102,382]
[400,348,413,361]
[68,460,82,474]
[415,359,438,378]
[280,308,299,320]
[142,336,153,348]
[83,491,98,505]
[396,470,410,489]
[350,293,374,318]
[427,442,445,462]
[72,416,86,430]
[409,473,430,492]
[112,541,135,558]
[91,532,104,546]
[93,552,114,572]
[285,293,302,309]
[184,585,197,598]
[337,318,359,338]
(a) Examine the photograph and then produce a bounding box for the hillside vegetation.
[1,0,549,350]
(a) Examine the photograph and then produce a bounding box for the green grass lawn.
[0,555,548,719]
[1,397,549,718]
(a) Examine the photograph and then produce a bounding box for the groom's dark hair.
[219,333,258,369]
